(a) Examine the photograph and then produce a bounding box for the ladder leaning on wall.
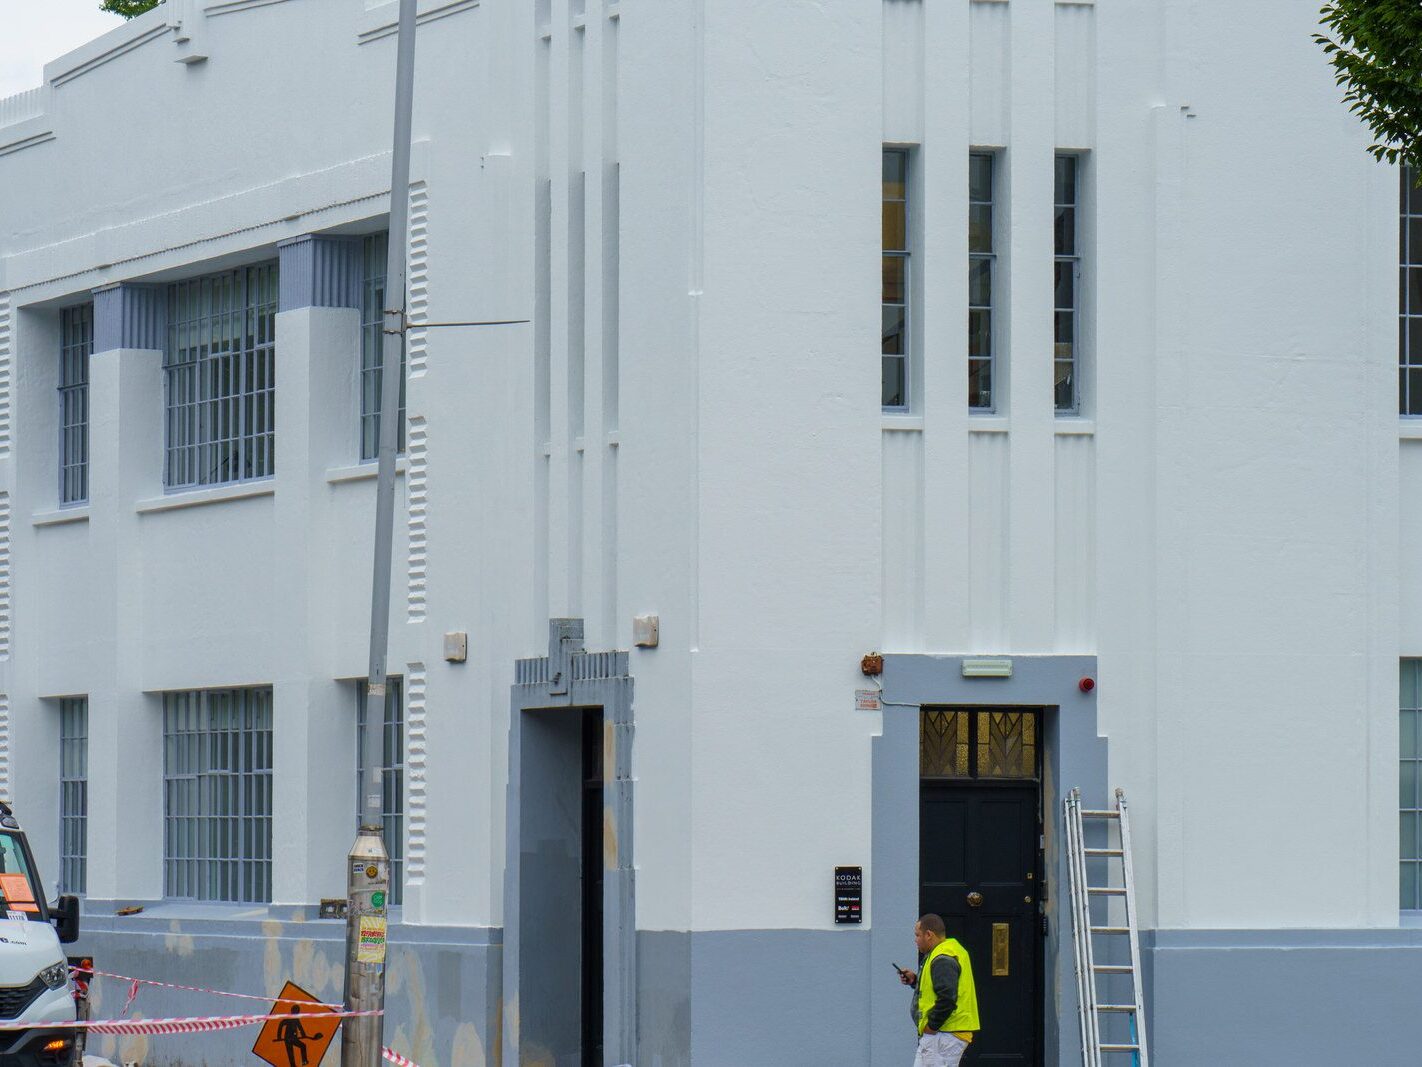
[1064,787,1150,1067]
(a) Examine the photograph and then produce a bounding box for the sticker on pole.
[252,981,338,1067]
[356,915,387,964]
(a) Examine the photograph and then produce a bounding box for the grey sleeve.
[923,955,961,1032]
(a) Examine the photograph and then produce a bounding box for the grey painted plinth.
[71,910,500,1067]
[1145,928,1422,1064]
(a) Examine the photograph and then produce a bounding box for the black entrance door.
[919,710,1042,1066]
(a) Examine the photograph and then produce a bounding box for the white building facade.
[0,0,1413,1064]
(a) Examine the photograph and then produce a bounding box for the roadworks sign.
[252,981,339,1067]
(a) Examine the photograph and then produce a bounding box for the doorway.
[516,705,605,1065]
[919,709,1043,1065]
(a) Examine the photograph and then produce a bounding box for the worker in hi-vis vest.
[896,913,980,1067]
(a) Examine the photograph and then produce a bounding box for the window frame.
[163,263,278,491]
[356,677,404,906]
[57,697,87,896]
[1403,661,1422,912]
[162,687,273,904]
[1402,166,1422,416]
[360,232,406,461]
[969,150,998,413]
[1054,153,1083,415]
[58,303,92,506]
[882,148,912,412]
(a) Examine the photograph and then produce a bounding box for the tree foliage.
[1317,0,1422,172]
[100,0,162,18]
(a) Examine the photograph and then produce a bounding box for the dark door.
[581,710,605,1067]
[919,710,1042,1066]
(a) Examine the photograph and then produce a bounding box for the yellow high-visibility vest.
[916,937,981,1036]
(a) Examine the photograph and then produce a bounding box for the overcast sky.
[0,1,125,99]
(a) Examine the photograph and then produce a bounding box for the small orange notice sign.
[252,981,339,1067]
[0,874,37,913]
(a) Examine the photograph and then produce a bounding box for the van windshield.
[0,832,41,917]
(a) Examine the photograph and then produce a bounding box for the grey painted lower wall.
[66,914,1422,1065]
[1143,928,1422,1066]
[71,909,500,1067]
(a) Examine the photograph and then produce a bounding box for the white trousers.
[913,1031,968,1067]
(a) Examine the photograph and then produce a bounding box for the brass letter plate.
[992,922,1010,976]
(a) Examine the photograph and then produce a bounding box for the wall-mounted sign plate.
[835,866,863,925]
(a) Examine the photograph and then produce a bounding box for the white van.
[0,801,80,1066]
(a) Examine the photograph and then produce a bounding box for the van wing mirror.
[51,894,79,944]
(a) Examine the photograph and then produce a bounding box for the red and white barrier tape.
[0,1008,382,1035]
[73,967,340,1008]
[381,1047,421,1066]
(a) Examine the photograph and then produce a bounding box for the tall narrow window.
[59,304,92,505]
[1403,167,1422,415]
[58,698,87,895]
[969,153,996,410]
[163,688,273,903]
[360,233,406,460]
[356,678,404,905]
[164,263,278,489]
[1055,155,1081,413]
[1404,661,1422,910]
[883,149,910,409]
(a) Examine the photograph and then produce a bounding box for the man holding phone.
[896,913,980,1067]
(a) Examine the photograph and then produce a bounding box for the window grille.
[360,233,406,460]
[1402,661,1422,909]
[356,678,404,905]
[1403,167,1422,415]
[921,709,1038,780]
[58,698,87,895]
[59,304,92,505]
[969,153,996,411]
[883,150,910,410]
[1054,155,1081,413]
[164,264,278,489]
[163,688,273,903]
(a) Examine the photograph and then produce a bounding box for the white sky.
[0,0,126,99]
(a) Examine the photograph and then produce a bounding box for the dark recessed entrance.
[919,709,1043,1066]
[581,709,604,1067]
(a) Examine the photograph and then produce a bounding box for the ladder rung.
[1084,848,1124,856]
[1090,926,1130,934]
[1087,886,1127,895]
[1080,810,1120,818]
[1101,1045,1141,1053]
[1096,1004,1137,1013]
[1092,964,1134,973]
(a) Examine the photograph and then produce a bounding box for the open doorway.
[516,705,604,1065]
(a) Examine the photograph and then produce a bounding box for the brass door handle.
[966,891,984,908]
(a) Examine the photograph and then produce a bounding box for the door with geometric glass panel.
[919,709,1043,1066]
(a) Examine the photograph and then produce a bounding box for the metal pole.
[345,1,417,1064]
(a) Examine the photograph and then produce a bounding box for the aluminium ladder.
[1064,788,1149,1067]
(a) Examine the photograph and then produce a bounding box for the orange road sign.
[252,981,339,1067]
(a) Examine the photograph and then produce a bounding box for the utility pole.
[344,0,417,1064]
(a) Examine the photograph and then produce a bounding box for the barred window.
[163,688,273,903]
[883,150,910,410]
[1055,155,1081,414]
[969,152,996,411]
[165,264,278,489]
[356,678,404,905]
[58,698,88,895]
[360,233,405,460]
[1403,661,1422,909]
[1403,167,1422,415]
[59,304,92,505]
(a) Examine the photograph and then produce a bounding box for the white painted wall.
[0,0,1407,945]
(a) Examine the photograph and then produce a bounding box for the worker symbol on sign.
[276,1003,322,1067]
[253,981,338,1067]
